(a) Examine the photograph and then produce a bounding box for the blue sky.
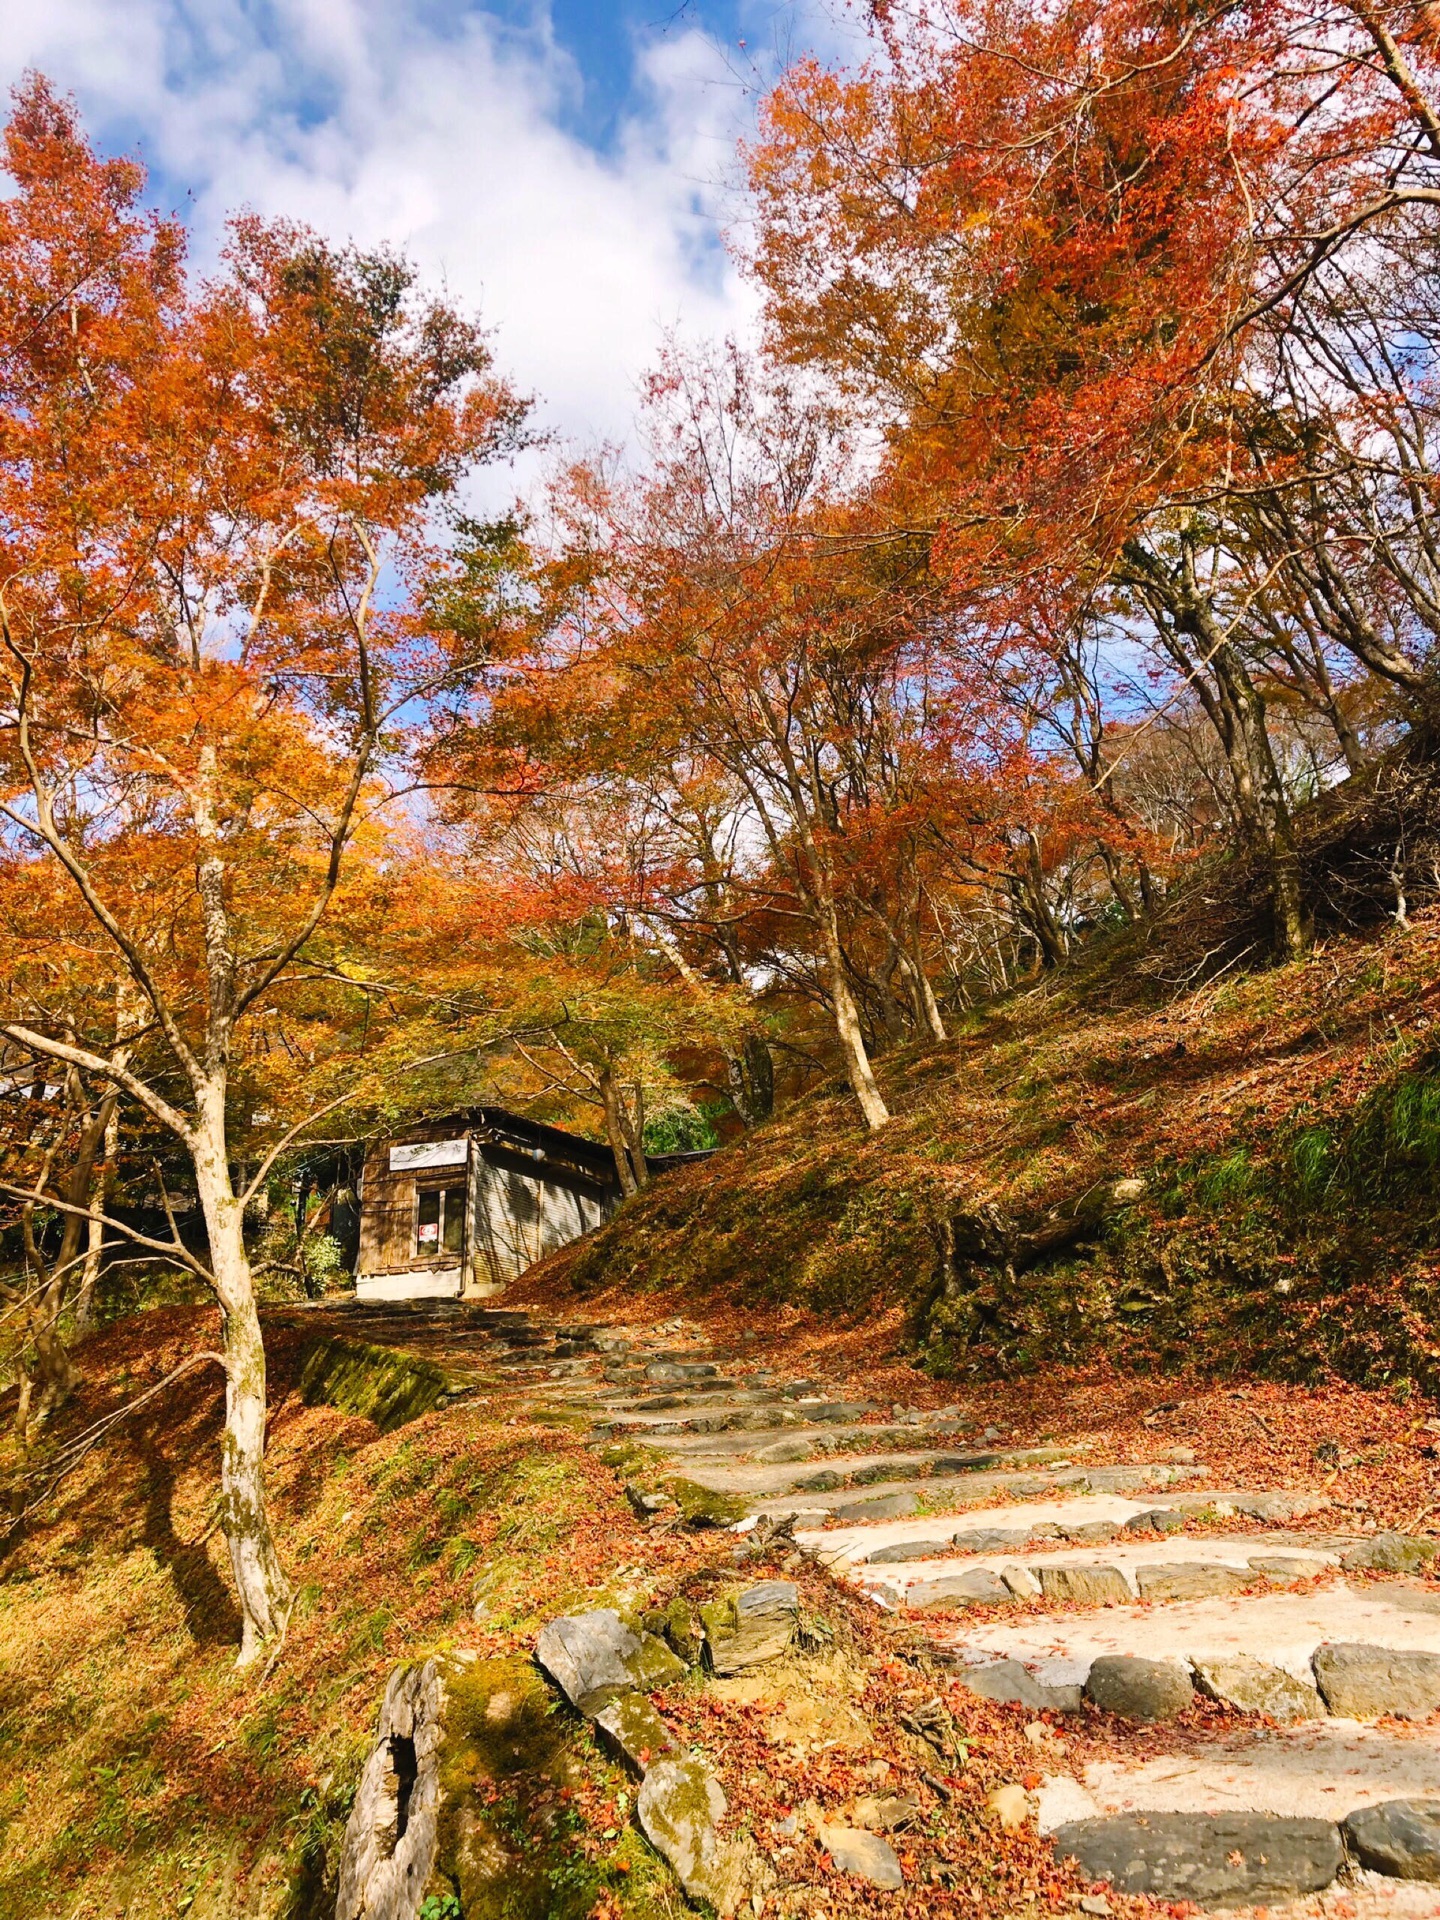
[530,0,751,147]
[0,0,848,462]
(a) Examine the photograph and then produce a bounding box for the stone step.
[1034,1719,1440,1830]
[716,1462,1209,1523]
[794,1489,1335,1566]
[594,1400,882,1437]
[618,1423,1058,1462]
[629,1443,1082,1482]
[929,1581,1440,1708]
[1042,1794,1440,1915]
[843,1532,1353,1607]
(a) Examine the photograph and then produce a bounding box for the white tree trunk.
[192,1090,292,1664]
[822,914,889,1130]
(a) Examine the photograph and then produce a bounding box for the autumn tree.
[746,0,1440,958]
[441,349,1076,1127]
[0,77,525,1661]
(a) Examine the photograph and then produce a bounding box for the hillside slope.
[518,904,1440,1396]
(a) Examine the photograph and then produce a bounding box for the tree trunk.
[727,1032,775,1126]
[16,1090,116,1441]
[1022,832,1068,967]
[899,908,947,1042]
[192,1094,292,1666]
[599,1067,639,1197]
[821,908,888,1129]
[1123,537,1312,961]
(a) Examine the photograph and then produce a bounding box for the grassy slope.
[8,890,1440,1917]
[520,906,1440,1394]
[0,1310,701,1918]
[10,1307,1440,1920]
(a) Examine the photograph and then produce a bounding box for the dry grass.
[518,906,1440,1393]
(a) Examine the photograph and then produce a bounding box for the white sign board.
[389,1138,468,1172]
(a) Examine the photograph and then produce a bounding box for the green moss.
[696,1596,738,1642]
[431,1655,681,1920]
[433,1655,591,1920]
[666,1479,746,1529]
[298,1337,458,1433]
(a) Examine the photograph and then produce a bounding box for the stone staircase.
[305,1297,1440,1911]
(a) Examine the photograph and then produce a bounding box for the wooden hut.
[354,1108,621,1301]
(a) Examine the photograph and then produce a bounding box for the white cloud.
[0,0,793,458]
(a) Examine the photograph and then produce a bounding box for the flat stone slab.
[630,1432,968,1469]
[646,1437,1076,1483]
[951,1657,1083,1713]
[1135,1562,1252,1603]
[1313,1643,1440,1720]
[1249,1553,1333,1583]
[751,1437,817,1464]
[1182,1490,1333,1524]
[1035,1721,1440,1828]
[736,1580,798,1619]
[670,1463,1203,1516]
[1342,1534,1440,1577]
[931,1583,1440,1687]
[1125,1507,1186,1535]
[755,1463,1207,1526]
[593,1693,676,1776]
[605,1402,880,1438]
[708,1618,794,1674]
[907,1569,1011,1610]
[1040,1566,1131,1606]
[1051,1811,1342,1905]
[1343,1800,1440,1881]
[865,1537,961,1564]
[849,1534,1340,1606]
[833,1491,919,1523]
[802,1494,1205,1564]
[637,1758,732,1909]
[851,1792,921,1833]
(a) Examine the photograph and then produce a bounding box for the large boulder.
[1052,1811,1342,1905]
[1342,1800,1440,1881]
[1312,1643,1440,1720]
[637,1757,773,1917]
[534,1608,685,1715]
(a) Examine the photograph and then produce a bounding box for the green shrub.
[642,1103,723,1153]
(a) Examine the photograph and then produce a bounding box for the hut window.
[416,1184,466,1256]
